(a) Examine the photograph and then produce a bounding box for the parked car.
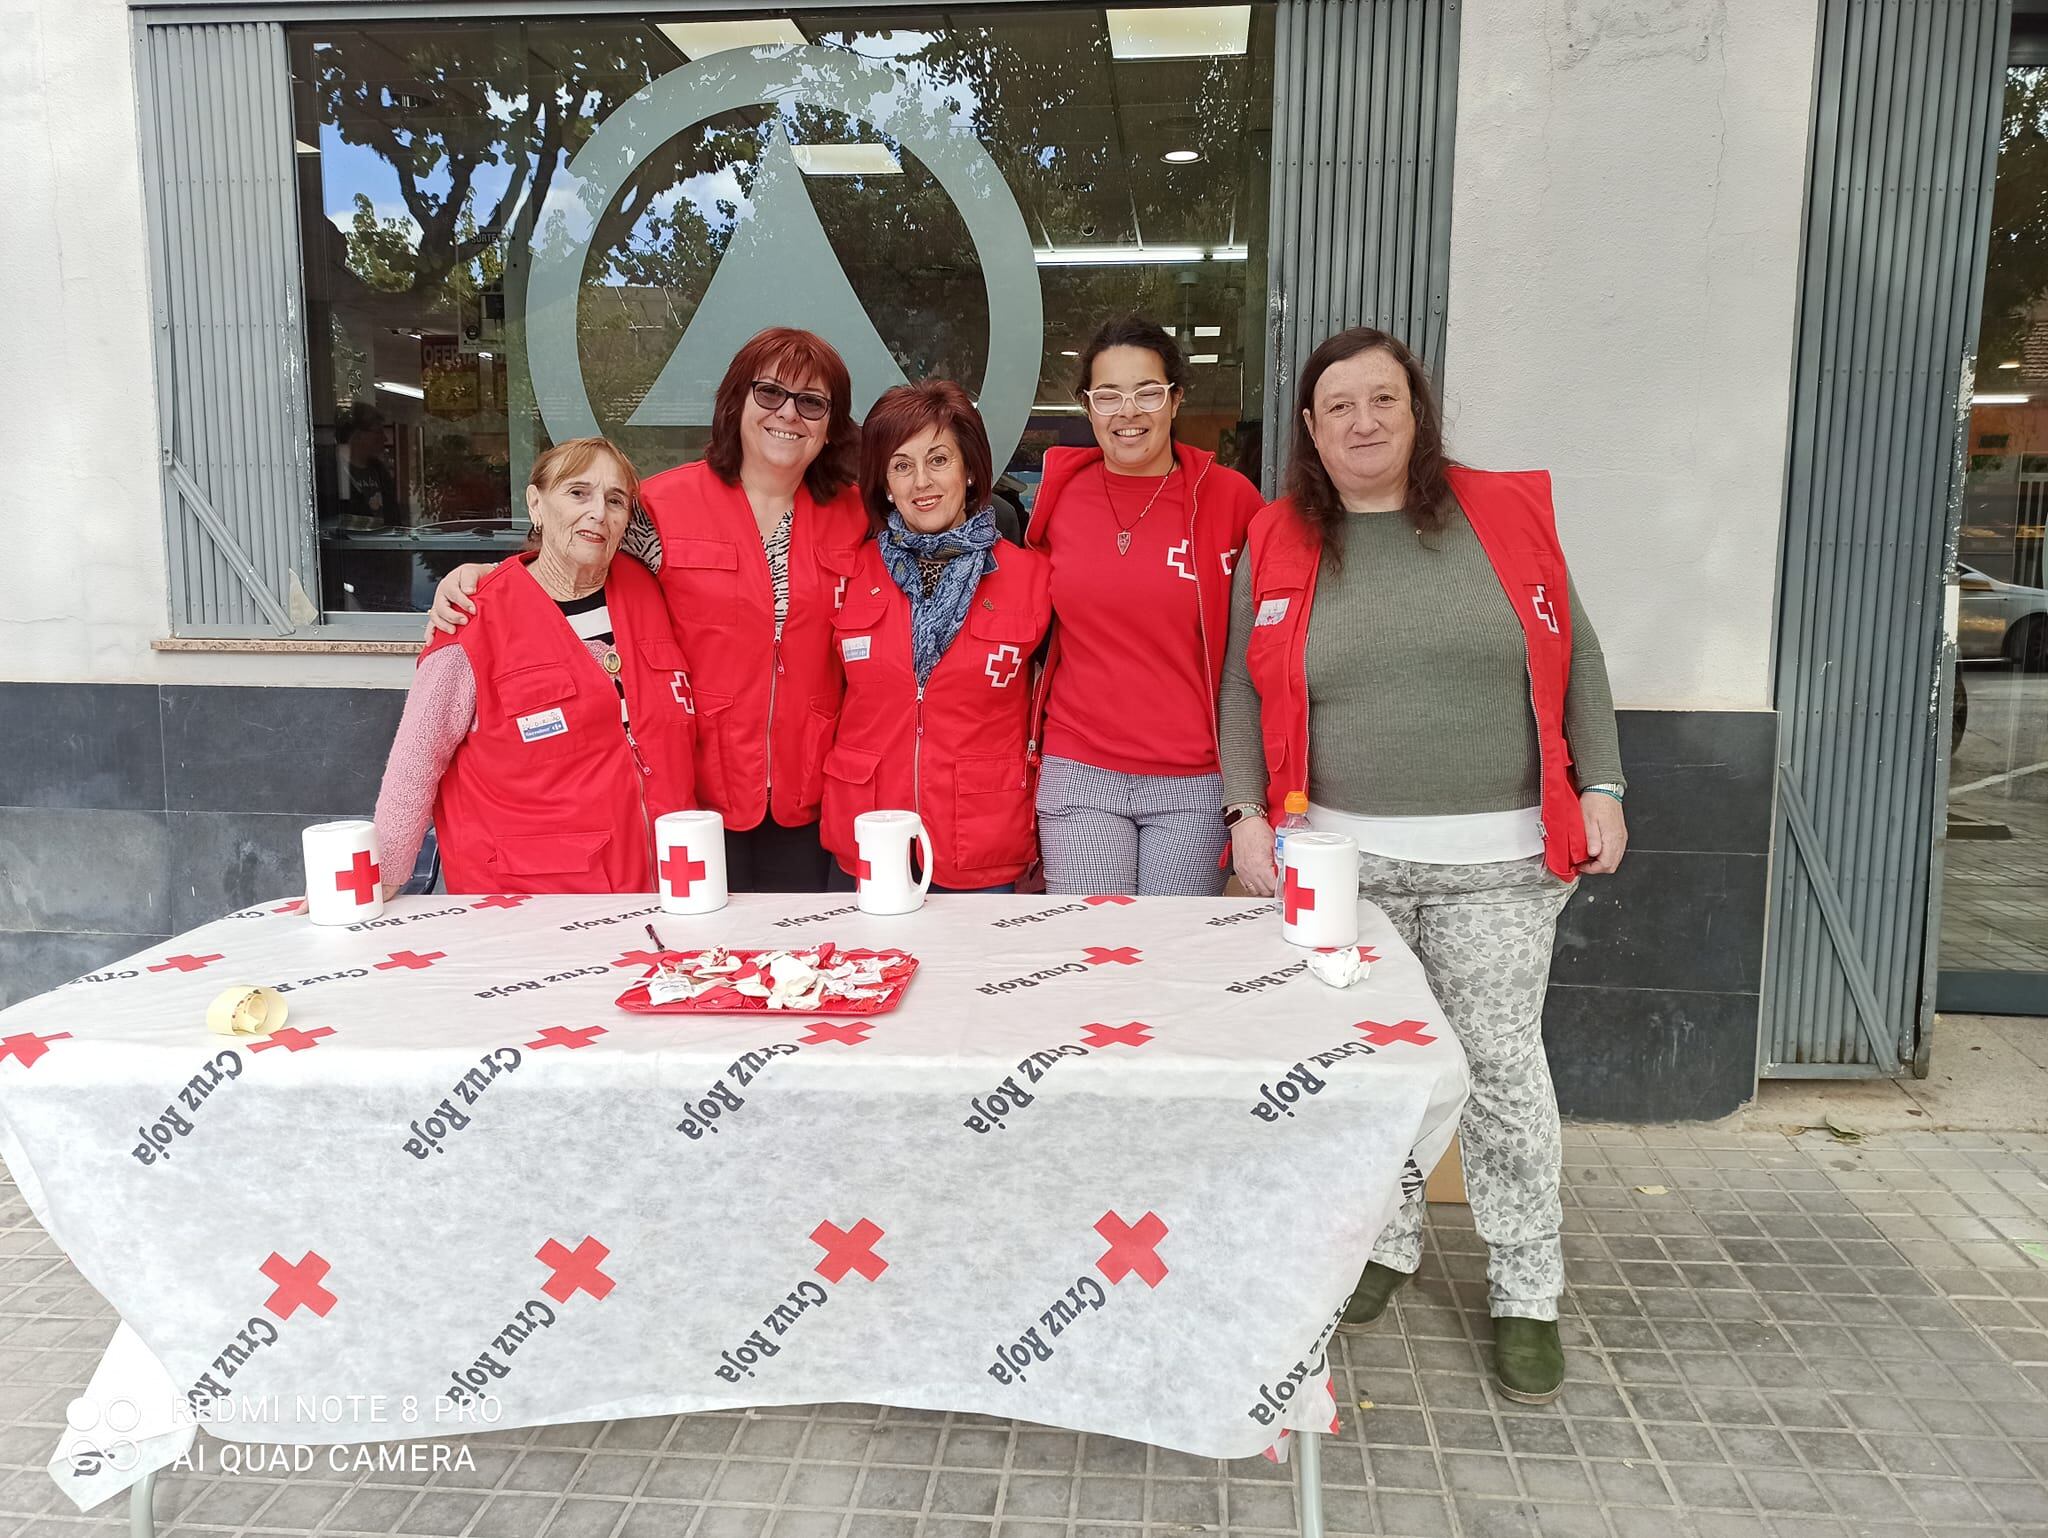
[1958,563,2048,669]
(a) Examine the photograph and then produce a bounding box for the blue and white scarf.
[877,507,1000,684]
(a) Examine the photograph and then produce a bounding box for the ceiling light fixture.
[1106,5,1252,59]
[1999,360,2023,370]
[374,380,425,399]
[1972,394,2030,405]
[1194,325,1222,338]
[789,143,903,176]
[658,19,808,59]
[1162,148,1202,164]
[1189,353,1220,365]
[1034,243,1248,267]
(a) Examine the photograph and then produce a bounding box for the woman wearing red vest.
[430,329,868,890]
[1025,315,1265,895]
[1219,327,1629,1405]
[374,438,696,894]
[821,381,1051,892]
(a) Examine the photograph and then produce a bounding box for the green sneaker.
[1338,1262,1411,1331]
[1491,1317,1565,1404]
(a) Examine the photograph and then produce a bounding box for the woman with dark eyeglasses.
[428,327,868,890]
[1023,315,1266,895]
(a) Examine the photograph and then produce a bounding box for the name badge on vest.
[841,636,872,662]
[1254,597,1290,628]
[518,707,568,743]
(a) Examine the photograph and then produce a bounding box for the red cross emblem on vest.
[986,644,1022,688]
[1531,584,1560,635]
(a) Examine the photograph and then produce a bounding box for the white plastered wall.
[0,0,411,689]
[1441,0,1819,710]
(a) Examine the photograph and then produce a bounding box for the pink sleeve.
[374,647,476,891]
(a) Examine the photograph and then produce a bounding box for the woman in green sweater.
[1218,326,1628,1405]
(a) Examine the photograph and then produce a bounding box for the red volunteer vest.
[822,541,1053,889]
[639,460,868,831]
[421,555,697,893]
[1241,467,1588,879]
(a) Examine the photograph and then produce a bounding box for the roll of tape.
[205,986,289,1037]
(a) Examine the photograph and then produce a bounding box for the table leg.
[1294,1428,1324,1538]
[129,1469,156,1538]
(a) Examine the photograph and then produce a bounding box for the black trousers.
[725,818,834,893]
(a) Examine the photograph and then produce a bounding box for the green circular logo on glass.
[525,46,1045,471]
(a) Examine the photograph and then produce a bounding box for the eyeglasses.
[1082,383,1173,417]
[750,379,831,421]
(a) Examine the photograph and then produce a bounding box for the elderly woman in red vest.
[430,329,868,890]
[1219,327,1629,1405]
[821,380,1051,893]
[375,438,696,894]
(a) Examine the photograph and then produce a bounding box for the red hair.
[858,380,993,533]
[705,328,859,503]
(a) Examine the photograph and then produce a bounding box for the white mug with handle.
[853,809,933,915]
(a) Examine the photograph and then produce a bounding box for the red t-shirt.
[1042,466,1220,777]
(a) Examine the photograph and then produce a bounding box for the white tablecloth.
[0,892,1467,1509]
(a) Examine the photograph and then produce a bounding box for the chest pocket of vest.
[638,639,692,717]
[832,588,891,670]
[494,663,582,756]
[672,539,737,628]
[964,605,1038,688]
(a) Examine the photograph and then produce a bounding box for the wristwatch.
[1582,783,1625,802]
[1222,803,1267,828]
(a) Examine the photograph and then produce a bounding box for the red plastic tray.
[614,946,919,1016]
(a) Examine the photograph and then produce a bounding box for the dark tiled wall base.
[1545,710,1776,1121]
[0,684,1778,1121]
[0,682,405,1008]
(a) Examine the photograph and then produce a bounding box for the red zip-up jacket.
[821,539,1054,889]
[1239,467,1590,879]
[420,555,697,893]
[638,459,868,831]
[1024,442,1264,772]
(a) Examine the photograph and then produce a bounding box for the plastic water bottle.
[1273,792,1311,880]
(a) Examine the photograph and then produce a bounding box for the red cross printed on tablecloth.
[526,1025,608,1051]
[537,1236,616,1302]
[249,1026,337,1054]
[273,899,306,915]
[335,850,381,906]
[801,1020,874,1046]
[374,950,445,971]
[1082,946,1141,966]
[1080,1021,1152,1048]
[471,895,533,910]
[611,950,667,971]
[260,1251,336,1319]
[0,1031,72,1069]
[659,848,707,898]
[812,1219,888,1282]
[1095,1211,1169,1287]
[148,953,223,973]
[1281,867,1316,926]
[1351,1018,1437,1048]
[1083,894,1135,906]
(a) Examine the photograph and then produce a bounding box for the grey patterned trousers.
[1035,756,1229,896]
[1362,851,1576,1320]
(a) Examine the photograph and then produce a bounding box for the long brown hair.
[704,327,859,503]
[1284,328,1454,551]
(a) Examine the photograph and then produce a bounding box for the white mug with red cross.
[302,820,386,926]
[1278,831,1359,949]
[654,809,728,915]
[853,809,933,916]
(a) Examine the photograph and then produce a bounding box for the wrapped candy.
[1304,946,1375,991]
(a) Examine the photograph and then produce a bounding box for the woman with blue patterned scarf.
[821,381,1053,893]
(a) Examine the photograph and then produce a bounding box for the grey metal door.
[1764,0,2010,1074]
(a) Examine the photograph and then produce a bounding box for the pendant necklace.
[1103,465,1175,556]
